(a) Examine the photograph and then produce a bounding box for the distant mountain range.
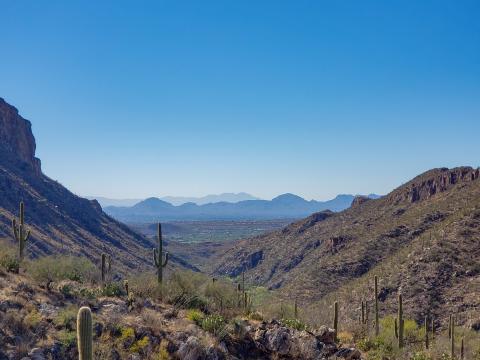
[104,193,381,222]
[87,192,260,207]
[161,192,260,206]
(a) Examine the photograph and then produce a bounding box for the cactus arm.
[25,229,31,242]
[12,219,19,240]
[162,251,169,267]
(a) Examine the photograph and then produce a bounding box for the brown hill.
[0,97,191,271]
[213,166,480,325]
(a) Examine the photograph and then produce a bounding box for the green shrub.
[53,306,77,330]
[248,311,264,321]
[120,327,135,341]
[130,336,150,353]
[281,318,307,331]
[0,241,19,273]
[101,282,124,297]
[411,352,432,360]
[186,309,204,325]
[128,273,161,299]
[59,283,73,298]
[28,256,96,289]
[201,314,226,337]
[23,309,42,328]
[78,287,98,299]
[57,329,77,347]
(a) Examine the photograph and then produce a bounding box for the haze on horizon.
[1,1,479,200]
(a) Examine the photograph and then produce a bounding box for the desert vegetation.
[1,200,479,359]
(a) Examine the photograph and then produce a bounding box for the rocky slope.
[0,97,189,271]
[0,271,361,360]
[213,166,480,326]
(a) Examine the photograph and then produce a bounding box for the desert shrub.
[248,311,264,321]
[411,351,432,360]
[155,340,171,360]
[163,271,207,303]
[57,329,77,347]
[23,309,42,329]
[280,318,307,331]
[78,286,98,299]
[203,279,240,313]
[357,336,395,359]
[230,318,249,338]
[130,336,150,354]
[128,273,161,299]
[140,308,163,329]
[259,300,296,321]
[338,330,354,344]
[59,283,74,298]
[101,282,124,297]
[28,255,96,289]
[0,240,19,273]
[54,306,77,330]
[186,309,205,325]
[201,314,227,337]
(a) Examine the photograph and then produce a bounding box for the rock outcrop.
[0,98,41,175]
[351,195,370,207]
[0,97,188,271]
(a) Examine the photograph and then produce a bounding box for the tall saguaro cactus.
[77,307,93,360]
[333,301,339,341]
[398,293,404,348]
[361,301,365,324]
[424,316,429,349]
[11,201,31,262]
[451,315,455,359]
[374,276,379,336]
[153,223,169,284]
[101,253,112,284]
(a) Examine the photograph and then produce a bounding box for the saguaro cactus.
[333,301,339,341]
[123,280,129,296]
[449,314,453,339]
[153,223,169,284]
[101,253,112,283]
[424,316,429,349]
[374,276,379,336]
[431,317,435,340]
[77,306,93,360]
[451,315,455,359]
[394,318,398,339]
[11,201,31,262]
[398,293,404,348]
[461,337,464,360]
[294,299,298,319]
[361,301,365,324]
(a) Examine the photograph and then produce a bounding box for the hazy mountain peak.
[161,192,260,206]
[271,193,306,203]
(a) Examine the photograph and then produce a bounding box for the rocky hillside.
[0,268,362,360]
[0,97,189,271]
[213,166,480,325]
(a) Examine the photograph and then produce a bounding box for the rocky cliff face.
[0,97,192,272]
[0,98,41,175]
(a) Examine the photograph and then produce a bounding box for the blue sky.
[1,1,479,200]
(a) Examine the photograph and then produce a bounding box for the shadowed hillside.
[0,97,191,271]
[213,166,480,325]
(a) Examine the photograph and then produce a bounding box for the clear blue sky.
[1,1,479,200]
